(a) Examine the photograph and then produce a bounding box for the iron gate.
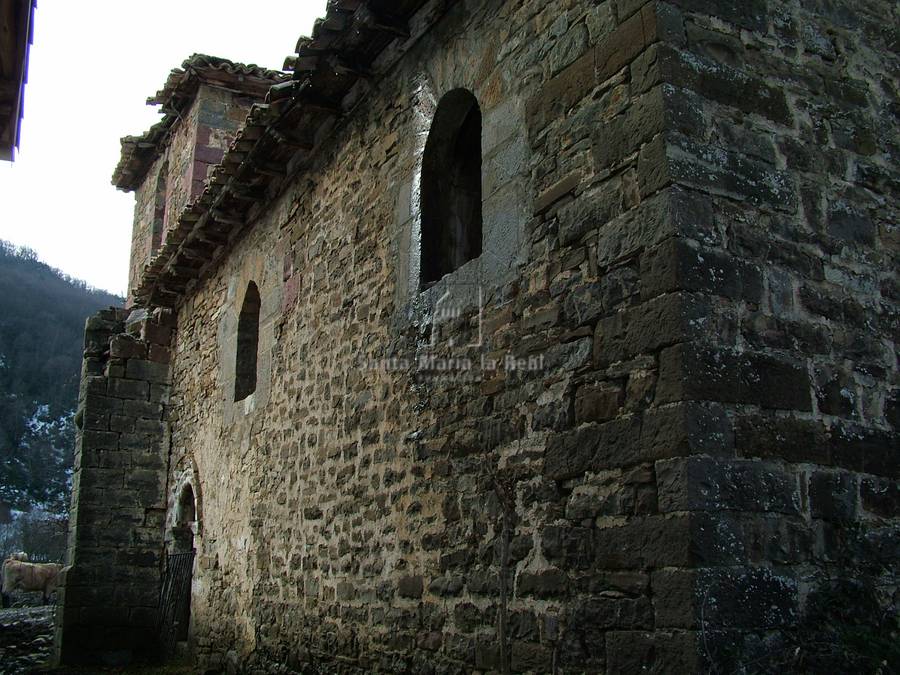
[158,550,194,656]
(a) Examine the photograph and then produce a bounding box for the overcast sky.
[0,0,327,296]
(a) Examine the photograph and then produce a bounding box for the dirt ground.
[0,600,193,675]
[0,603,54,674]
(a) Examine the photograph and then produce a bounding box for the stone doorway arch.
[162,470,201,652]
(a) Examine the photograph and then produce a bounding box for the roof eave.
[111,55,289,192]
[0,0,36,162]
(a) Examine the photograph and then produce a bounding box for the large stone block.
[574,383,623,424]
[638,43,791,125]
[593,292,710,367]
[734,413,830,465]
[121,399,163,420]
[569,596,653,631]
[656,344,813,411]
[595,184,715,263]
[125,359,171,384]
[543,424,601,480]
[668,134,797,211]
[516,568,570,598]
[109,335,147,360]
[542,525,595,569]
[80,430,119,452]
[525,50,596,137]
[596,4,660,83]
[809,470,858,522]
[594,84,704,171]
[656,457,802,515]
[652,566,797,630]
[593,515,693,569]
[108,378,149,401]
[396,575,423,599]
[510,641,553,672]
[828,423,897,478]
[640,401,734,459]
[695,567,798,629]
[606,630,700,674]
[640,238,763,302]
[860,476,900,518]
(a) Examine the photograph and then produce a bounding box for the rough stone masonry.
[57,0,897,673]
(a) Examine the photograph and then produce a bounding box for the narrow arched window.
[420,89,483,287]
[151,162,168,257]
[234,282,260,402]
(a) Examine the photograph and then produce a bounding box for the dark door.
[158,550,194,657]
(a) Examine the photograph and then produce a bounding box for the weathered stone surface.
[396,575,424,599]
[638,43,791,124]
[594,84,704,171]
[733,413,829,465]
[696,568,798,629]
[574,383,623,423]
[652,566,797,630]
[107,378,149,401]
[124,359,171,384]
[642,401,733,460]
[606,630,700,674]
[593,516,693,569]
[860,477,900,518]
[109,335,147,360]
[526,50,595,137]
[516,568,570,598]
[596,4,661,83]
[640,238,763,302]
[827,423,896,478]
[809,470,858,522]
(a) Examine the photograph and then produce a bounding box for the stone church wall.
[58,0,897,672]
[164,0,897,672]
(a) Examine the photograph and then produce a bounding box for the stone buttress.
[54,308,174,665]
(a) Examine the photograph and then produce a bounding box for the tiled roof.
[0,0,36,162]
[133,0,445,308]
[112,54,289,192]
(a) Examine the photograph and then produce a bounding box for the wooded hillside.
[0,240,123,511]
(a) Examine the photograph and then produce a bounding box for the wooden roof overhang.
[0,0,36,161]
[112,54,289,192]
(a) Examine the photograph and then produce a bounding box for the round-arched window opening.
[151,161,168,257]
[420,88,483,287]
[234,281,261,402]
